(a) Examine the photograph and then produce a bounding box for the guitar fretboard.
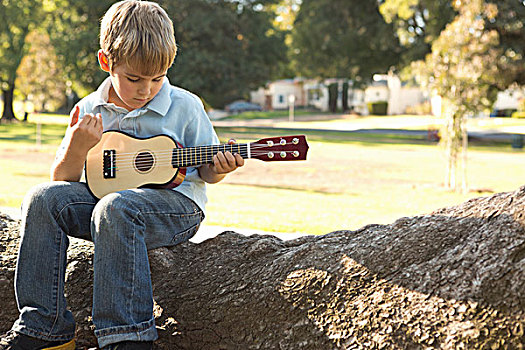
[172,143,249,168]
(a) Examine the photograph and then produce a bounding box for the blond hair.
[100,0,177,75]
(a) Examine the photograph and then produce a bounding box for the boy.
[0,1,243,349]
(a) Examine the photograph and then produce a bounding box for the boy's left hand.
[209,139,244,175]
[210,150,244,175]
[198,139,244,184]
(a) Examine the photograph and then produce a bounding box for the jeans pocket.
[169,220,201,246]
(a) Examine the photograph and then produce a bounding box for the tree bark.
[1,85,17,123]
[1,186,525,349]
[342,81,349,112]
[328,83,338,113]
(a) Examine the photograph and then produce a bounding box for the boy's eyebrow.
[126,72,167,79]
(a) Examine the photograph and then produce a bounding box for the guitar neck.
[172,143,250,168]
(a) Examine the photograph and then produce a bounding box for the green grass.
[204,139,525,234]
[1,114,524,235]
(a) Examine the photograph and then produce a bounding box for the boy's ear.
[98,50,110,72]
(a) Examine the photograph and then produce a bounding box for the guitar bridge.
[103,149,116,179]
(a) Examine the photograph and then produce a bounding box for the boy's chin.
[127,99,149,109]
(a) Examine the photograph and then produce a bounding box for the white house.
[430,86,525,117]
[303,79,367,113]
[493,87,524,110]
[250,79,307,110]
[253,74,428,115]
[375,74,427,115]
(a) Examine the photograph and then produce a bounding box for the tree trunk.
[1,186,525,349]
[442,98,469,192]
[1,85,17,123]
[342,81,349,112]
[328,82,338,113]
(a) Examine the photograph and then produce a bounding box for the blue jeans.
[11,181,203,348]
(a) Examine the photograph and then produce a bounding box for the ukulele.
[85,130,309,198]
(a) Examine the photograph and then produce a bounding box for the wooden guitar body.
[85,131,185,198]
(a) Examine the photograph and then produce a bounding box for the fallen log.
[1,186,524,349]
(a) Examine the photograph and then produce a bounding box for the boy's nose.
[138,83,151,96]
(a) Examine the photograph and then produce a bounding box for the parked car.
[225,100,263,113]
[490,108,516,118]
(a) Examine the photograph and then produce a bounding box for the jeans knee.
[91,192,141,240]
[22,182,69,216]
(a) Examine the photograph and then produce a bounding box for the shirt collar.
[145,77,171,116]
[93,76,172,117]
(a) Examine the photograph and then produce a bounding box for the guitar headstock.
[249,135,309,162]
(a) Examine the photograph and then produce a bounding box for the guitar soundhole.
[134,151,155,173]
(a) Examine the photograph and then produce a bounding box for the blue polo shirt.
[56,77,219,212]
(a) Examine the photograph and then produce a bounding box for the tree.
[383,0,525,192]
[161,0,287,107]
[484,0,525,86]
[379,0,456,65]
[16,30,68,113]
[291,0,402,112]
[0,0,44,123]
[45,0,114,98]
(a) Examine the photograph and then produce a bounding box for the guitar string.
[110,148,279,161]
[106,151,293,168]
[104,150,300,172]
[102,145,296,163]
[100,143,278,158]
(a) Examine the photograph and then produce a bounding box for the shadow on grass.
[221,182,351,196]
[0,122,65,145]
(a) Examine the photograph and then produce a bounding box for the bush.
[367,101,388,115]
[511,111,525,118]
[405,101,432,115]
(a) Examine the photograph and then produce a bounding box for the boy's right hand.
[68,105,103,155]
[51,106,104,182]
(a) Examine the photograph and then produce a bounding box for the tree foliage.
[16,30,68,113]
[291,0,402,82]
[161,0,287,107]
[0,0,44,122]
[45,0,115,97]
[379,0,456,64]
[484,0,525,86]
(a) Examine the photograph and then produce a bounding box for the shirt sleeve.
[183,95,219,148]
[180,95,219,184]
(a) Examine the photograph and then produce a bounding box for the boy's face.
[108,63,166,111]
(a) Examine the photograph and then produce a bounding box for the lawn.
[1,114,524,235]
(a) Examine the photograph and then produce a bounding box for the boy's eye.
[127,77,139,82]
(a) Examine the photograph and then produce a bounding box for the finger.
[78,113,95,127]
[223,151,237,167]
[69,106,79,127]
[213,153,226,173]
[234,153,244,167]
[94,113,104,132]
